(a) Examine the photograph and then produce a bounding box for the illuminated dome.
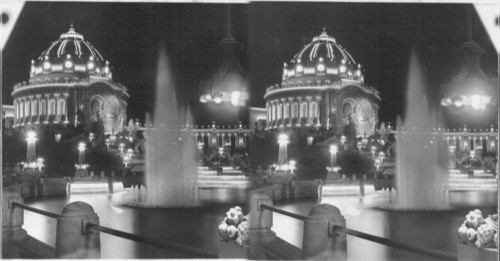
[11,24,127,134]
[282,28,363,84]
[30,24,112,80]
[264,28,379,136]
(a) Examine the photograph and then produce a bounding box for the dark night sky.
[3,2,497,127]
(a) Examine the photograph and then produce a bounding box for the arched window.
[58,99,66,115]
[25,100,30,117]
[277,103,282,120]
[33,100,38,116]
[41,100,47,115]
[301,102,308,118]
[49,99,56,115]
[311,102,318,118]
[284,102,290,119]
[292,102,298,118]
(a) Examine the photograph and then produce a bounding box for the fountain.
[391,52,450,210]
[141,48,198,208]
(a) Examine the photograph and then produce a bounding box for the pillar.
[248,192,276,259]
[302,204,347,260]
[55,201,101,258]
[2,190,28,241]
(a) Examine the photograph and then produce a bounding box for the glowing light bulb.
[43,61,51,70]
[64,60,73,69]
[296,65,303,73]
[231,91,240,106]
[87,62,95,70]
[340,65,346,73]
[317,64,325,72]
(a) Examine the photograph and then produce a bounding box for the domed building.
[11,25,128,134]
[264,29,380,136]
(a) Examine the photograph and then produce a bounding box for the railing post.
[302,204,347,260]
[248,192,276,259]
[2,190,28,241]
[55,201,101,258]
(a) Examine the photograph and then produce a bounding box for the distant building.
[263,29,380,137]
[10,25,128,134]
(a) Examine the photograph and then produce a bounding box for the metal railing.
[261,203,307,221]
[10,202,217,258]
[11,201,61,219]
[261,203,457,261]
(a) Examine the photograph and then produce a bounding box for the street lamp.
[371,146,377,157]
[329,144,338,167]
[78,142,86,165]
[379,151,386,162]
[375,159,382,171]
[119,143,125,155]
[55,133,62,143]
[357,141,362,151]
[127,148,134,159]
[277,133,289,165]
[26,131,37,163]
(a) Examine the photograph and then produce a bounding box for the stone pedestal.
[2,190,28,241]
[55,201,101,258]
[302,204,347,260]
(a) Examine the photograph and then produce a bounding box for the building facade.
[11,25,128,134]
[264,29,380,137]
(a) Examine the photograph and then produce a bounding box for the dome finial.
[322,26,327,34]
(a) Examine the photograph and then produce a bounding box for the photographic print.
[1,1,499,260]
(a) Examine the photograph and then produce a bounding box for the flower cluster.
[218,206,250,246]
[458,209,498,249]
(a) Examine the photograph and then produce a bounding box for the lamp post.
[55,133,62,143]
[357,141,362,151]
[375,159,381,171]
[119,143,125,156]
[379,151,386,162]
[329,144,338,167]
[371,146,376,158]
[26,131,37,164]
[78,142,86,165]
[277,133,289,165]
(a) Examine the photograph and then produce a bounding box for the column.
[316,96,322,125]
[36,95,42,123]
[306,96,312,126]
[297,97,303,126]
[63,93,69,123]
[54,93,61,123]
